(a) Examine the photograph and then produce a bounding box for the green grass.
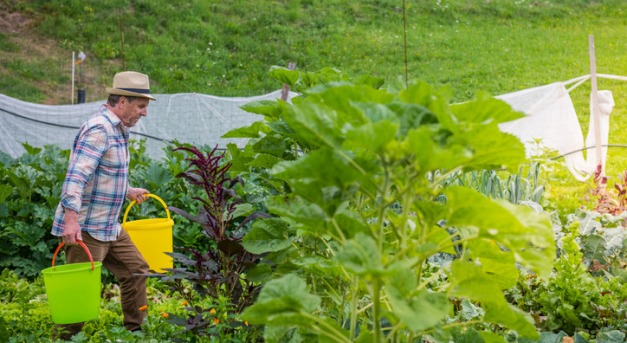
[2,0,627,212]
[3,0,626,99]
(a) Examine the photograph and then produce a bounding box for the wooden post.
[118,9,125,70]
[589,34,603,176]
[71,51,75,105]
[281,62,296,101]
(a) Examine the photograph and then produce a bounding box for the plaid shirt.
[51,105,129,241]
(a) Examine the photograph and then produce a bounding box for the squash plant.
[226,68,556,342]
[0,144,67,278]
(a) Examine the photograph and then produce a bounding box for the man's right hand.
[62,209,83,244]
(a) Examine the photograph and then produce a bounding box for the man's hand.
[127,187,150,204]
[62,209,82,245]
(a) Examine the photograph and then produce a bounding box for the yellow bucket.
[121,194,173,273]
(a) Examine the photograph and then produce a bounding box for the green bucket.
[42,241,102,324]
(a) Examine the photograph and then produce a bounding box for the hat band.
[118,87,151,94]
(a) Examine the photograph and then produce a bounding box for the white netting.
[0,90,293,159]
[1,74,625,181]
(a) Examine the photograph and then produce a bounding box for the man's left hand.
[127,187,150,204]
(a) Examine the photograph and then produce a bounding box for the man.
[51,71,155,339]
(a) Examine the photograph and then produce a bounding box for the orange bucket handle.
[122,193,171,224]
[51,240,95,271]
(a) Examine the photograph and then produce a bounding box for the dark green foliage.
[0,144,68,278]
[0,140,202,279]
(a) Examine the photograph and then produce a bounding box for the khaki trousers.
[57,229,150,337]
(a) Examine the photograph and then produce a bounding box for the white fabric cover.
[0,91,291,159]
[584,90,615,176]
[498,81,614,181]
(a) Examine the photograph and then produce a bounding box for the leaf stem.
[301,312,352,343]
[373,277,382,342]
[349,276,358,339]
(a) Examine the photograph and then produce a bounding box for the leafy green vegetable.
[237,71,555,341]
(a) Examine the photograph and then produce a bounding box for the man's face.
[119,97,149,127]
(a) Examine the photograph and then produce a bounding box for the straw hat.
[106,71,156,100]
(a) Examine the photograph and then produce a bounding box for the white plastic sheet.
[1,75,624,181]
[498,76,618,181]
[0,90,291,159]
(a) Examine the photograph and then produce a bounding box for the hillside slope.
[1,0,626,106]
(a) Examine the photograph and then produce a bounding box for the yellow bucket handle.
[122,193,171,224]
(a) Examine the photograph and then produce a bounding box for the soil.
[0,9,31,33]
[0,6,107,105]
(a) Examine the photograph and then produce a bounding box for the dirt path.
[0,7,106,104]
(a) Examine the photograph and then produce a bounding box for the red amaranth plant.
[165,145,268,336]
[172,145,240,242]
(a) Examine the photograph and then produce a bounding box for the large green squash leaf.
[222,121,270,138]
[444,186,555,277]
[243,218,293,254]
[451,92,524,125]
[266,194,329,231]
[449,261,538,339]
[270,148,375,214]
[344,119,398,155]
[282,102,344,150]
[385,262,451,332]
[335,233,383,276]
[241,274,321,324]
[388,290,450,332]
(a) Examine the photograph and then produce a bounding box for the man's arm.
[62,209,83,245]
[59,126,107,244]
